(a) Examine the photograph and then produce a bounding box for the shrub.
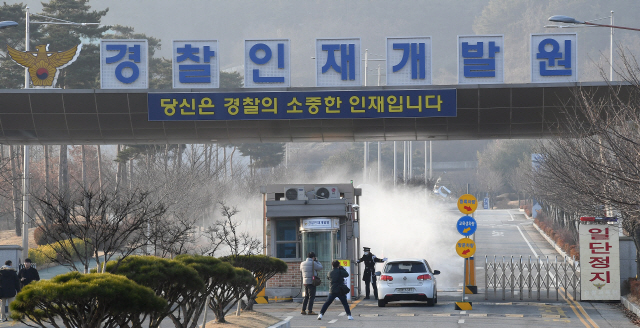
[33,224,67,246]
[29,239,94,267]
[105,256,204,327]
[220,255,288,310]
[630,278,640,298]
[11,272,166,327]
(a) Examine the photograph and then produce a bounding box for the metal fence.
[485,255,580,301]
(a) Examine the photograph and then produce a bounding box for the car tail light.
[380,275,393,281]
[417,274,432,281]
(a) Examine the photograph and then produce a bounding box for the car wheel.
[434,290,438,304]
[426,297,435,306]
[377,299,386,307]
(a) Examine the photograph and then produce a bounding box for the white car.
[375,258,440,307]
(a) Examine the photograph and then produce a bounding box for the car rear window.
[385,261,427,273]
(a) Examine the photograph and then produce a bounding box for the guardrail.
[485,255,580,301]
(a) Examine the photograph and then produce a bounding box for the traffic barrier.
[455,302,472,310]
[255,288,268,304]
[485,255,580,301]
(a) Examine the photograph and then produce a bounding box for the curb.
[622,296,640,317]
[267,318,291,328]
[531,222,578,268]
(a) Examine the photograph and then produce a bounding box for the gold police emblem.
[7,43,82,87]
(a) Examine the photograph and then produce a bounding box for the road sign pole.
[456,193,478,309]
[462,257,467,302]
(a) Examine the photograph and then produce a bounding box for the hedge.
[33,224,68,246]
[29,239,94,267]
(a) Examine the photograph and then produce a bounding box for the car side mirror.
[433,270,440,275]
[375,271,381,276]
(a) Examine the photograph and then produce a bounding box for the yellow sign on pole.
[457,194,478,214]
[456,237,476,258]
[339,259,350,267]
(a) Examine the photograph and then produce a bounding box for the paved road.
[258,208,637,328]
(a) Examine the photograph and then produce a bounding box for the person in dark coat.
[18,258,40,289]
[0,260,20,322]
[356,247,386,299]
[317,260,353,321]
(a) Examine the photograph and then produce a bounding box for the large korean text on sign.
[100,39,148,89]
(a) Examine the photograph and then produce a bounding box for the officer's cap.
[363,247,371,251]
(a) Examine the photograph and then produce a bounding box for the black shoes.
[364,296,370,299]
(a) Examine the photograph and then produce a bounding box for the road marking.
[338,312,345,316]
[328,319,337,323]
[284,316,293,321]
[506,314,524,317]
[460,311,466,314]
[506,210,515,221]
[560,287,599,328]
[469,313,487,317]
[516,221,595,328]
[458,319,465,323]
[349,298,362,311]
[516,220,596,328]
[516,225,539,257]
[542,314,561,318]
[359,314,379,317]
[433,313,451,317]
[397,313,415,316]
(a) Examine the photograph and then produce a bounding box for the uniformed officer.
[356,247,387,300]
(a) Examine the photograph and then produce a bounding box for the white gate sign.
[100,39,148,89]
[531,33,577,83]
[579,224,620,301]
[173,40,219,89]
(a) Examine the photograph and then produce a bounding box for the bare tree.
[530,48,640,272]
[204,201,262,257]
[31,182,166,273]
[147,213,198,258]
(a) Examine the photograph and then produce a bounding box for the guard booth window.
[276,220,298,259]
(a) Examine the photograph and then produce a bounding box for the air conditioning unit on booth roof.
[284,187,307,201]
[314,186,340,199]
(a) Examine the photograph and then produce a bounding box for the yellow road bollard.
[465,257,478,294]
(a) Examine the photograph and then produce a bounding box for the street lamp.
[15,7,99,261]
[0,21,18,29]
[547,12,618,81]
[548,12,640,82]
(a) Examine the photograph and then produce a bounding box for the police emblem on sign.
[7,43,82,87]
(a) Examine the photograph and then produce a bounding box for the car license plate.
[396,288,415,293]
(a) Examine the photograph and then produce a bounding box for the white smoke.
[358,184,464,288]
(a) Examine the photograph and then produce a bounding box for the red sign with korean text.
[579,224,620,301]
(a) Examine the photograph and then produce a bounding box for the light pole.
[17,7,99,261]
[548,12,640,81]
[25,6,100,88]
[0,19,29,261]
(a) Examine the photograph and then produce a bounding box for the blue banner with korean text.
[148,89,456,121]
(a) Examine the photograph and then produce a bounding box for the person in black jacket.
[356,247,386,300]
[18,258,40,289]
[0,260,20,322]
[317,260,353,321]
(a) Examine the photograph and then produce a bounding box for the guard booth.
[261,184,361,299]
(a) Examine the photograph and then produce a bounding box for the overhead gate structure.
[485,255,580,301]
